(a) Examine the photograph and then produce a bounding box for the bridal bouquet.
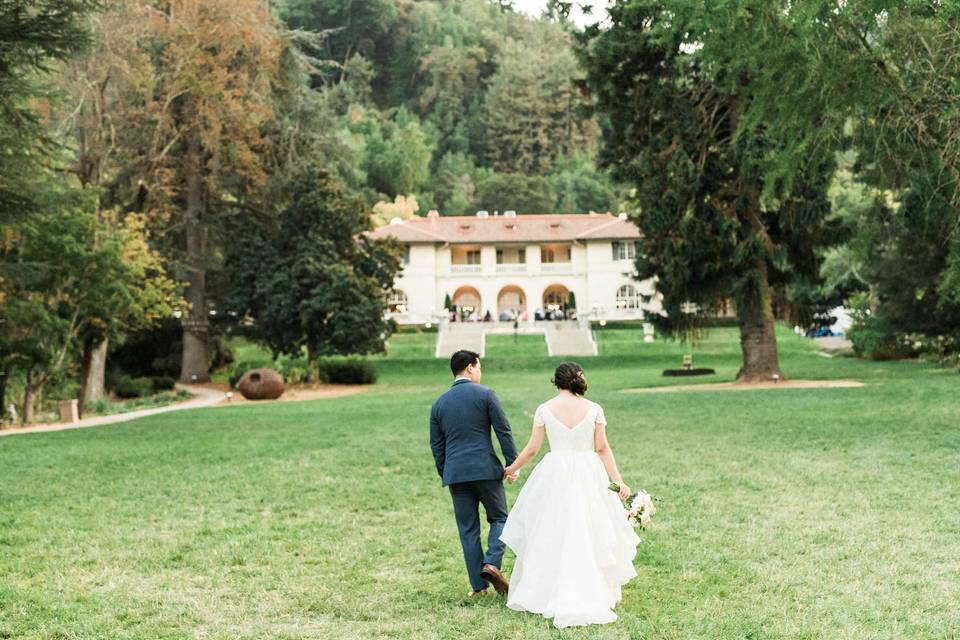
[609,483,658,530]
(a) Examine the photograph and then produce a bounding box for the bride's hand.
[617,482,631,500]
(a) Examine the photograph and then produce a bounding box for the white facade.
[375,213,661,325]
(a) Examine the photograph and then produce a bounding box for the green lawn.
[485,333,548,357]
[2,328,959,639]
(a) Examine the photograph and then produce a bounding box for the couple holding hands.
[429,350,639,629]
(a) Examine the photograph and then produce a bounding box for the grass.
[1,328,959,639]
[485,334,548,357]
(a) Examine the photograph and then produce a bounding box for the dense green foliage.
[0,189,177,421]
[2,329,958,638]
[577,1,837,380]
[277,0,624,214]
[0,0,100,221]
[5,0,960,421]
[575,0,960,369]
[316,356,379,384]
[225,173,402,365]
[673,1,960,357]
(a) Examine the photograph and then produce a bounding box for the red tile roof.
[368,212,640,244]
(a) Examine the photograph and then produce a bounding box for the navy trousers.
[448,479,509,592]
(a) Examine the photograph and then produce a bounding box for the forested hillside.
[277,0,624,217]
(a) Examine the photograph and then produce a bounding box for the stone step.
[545,326,597,357]
[435,330,485,358]
[434,323,595,358]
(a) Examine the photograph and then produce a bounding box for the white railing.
[496,263,527,273]
[540,262,572,273]
[450,264,482,274]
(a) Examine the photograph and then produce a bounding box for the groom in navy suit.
[430,350,518,596]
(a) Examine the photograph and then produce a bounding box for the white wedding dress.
[500,401,639,628]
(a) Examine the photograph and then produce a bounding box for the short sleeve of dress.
[594,403,607,426]
[533,404,546,428]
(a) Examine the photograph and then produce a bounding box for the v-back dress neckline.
[541,402,593,431]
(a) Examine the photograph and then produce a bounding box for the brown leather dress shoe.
[480,563,509,595]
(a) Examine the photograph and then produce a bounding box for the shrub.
[229,360,272,388]
[276,356,310,384]
[113,375,153,399]
[150,376,177,392]
[394,323,437,334]
[908,333,960,371]
[90,399,109,414]
[317,357,378,385]
[848,328,916,360]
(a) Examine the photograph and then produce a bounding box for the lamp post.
[679,301,698,369]
[591,304,606,355]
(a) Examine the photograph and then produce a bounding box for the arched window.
[615,284,641,310]
[542,285,569,311]
[388,290,408,313]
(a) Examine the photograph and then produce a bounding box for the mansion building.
[368,210,661,325]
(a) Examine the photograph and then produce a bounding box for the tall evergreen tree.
[485,24,598,176]
[0,0,100,222]
[0,0,101,417]
[578,1,836,381]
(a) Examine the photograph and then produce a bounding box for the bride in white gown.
[500,362,639,629]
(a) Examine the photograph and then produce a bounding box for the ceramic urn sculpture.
[237,368,285,400]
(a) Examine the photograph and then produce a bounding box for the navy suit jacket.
[430,379,518,487]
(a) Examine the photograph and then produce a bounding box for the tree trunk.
[0,370,7,424]
[306,342,317,383]
[735,260,784,383]
[23,370,37,425]
[79,336,108,415]
[179,141,210,383]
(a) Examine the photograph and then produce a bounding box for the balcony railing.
[450,264,482,274]
[540,262,572,273]
[496,263,528,273]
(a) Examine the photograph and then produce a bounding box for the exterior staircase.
[434,321,596,358]
[435,322,486,358]
[544,322,597,357]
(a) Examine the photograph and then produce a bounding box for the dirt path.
[0,384,225,438]
[622,379,864,394]
[814,336,853,350]
[0,382,371,438]
[198,381,369,407]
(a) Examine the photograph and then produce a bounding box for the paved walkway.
[814,336,853,350]
[0,384,225,438]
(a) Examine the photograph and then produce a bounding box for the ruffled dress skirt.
[499,451,640,628]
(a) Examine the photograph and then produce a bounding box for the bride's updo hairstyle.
[552,362,587,396]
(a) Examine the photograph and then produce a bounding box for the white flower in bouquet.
[609,483,659,530]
